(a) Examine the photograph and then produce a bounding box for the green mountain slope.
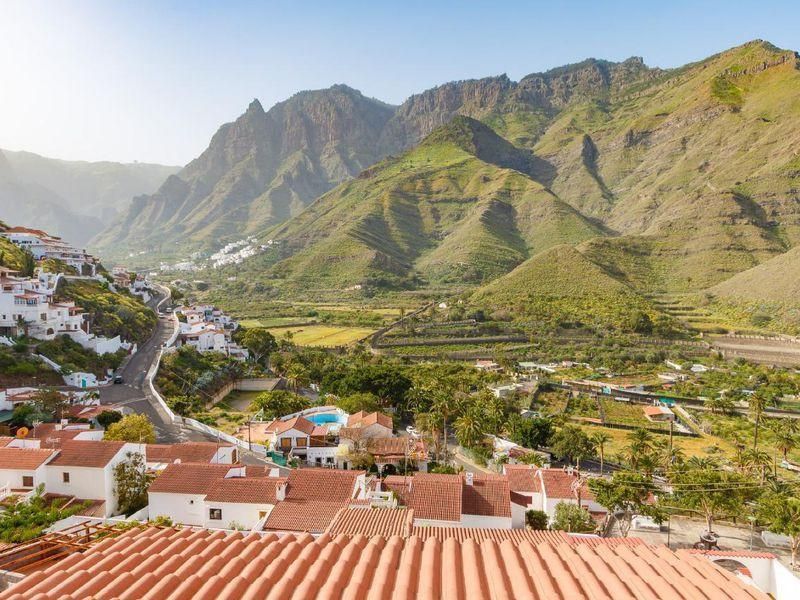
[710,245,800,302]
[260,117,601,290]
[527,41,800,293]
[470,245,659,331]
[93,86,396,261]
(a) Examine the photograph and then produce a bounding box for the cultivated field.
[267,325,376,346]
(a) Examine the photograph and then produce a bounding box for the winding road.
[98,286,201,443]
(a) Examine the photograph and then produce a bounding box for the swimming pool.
[305,412,348,425]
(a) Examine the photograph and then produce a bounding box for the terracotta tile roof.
[0,447,55,470]
[643,405,672,416]
[29,425,85,448]
[386,473,462,522]
[146,442,232,464]
[274,415,315,435]
[47,440,126,468]
[283,468,363,501]
[148,463,233,495]
[540,468,596,501]
[504,464,542,493]
[411,527,651,547]
[461,473,511,518]
[0,527,769,600]
[326,507,414,537]
[260,468,365,533]
[205,477,286,504]
[262,499,350,533]
[365,437,428,459]
[337,426,364,440]
[384,473,511,521]
[347,410,393,430]
[0,437,14,447]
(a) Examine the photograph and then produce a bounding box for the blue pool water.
[305,412,347,425]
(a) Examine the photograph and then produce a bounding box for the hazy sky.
[1,0,797,165]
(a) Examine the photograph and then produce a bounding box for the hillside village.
[6,19,800,598]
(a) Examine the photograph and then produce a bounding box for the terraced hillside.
[106,41,800,335]
[260,117,601,290]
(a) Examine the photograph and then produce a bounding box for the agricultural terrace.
[266,325,376,347]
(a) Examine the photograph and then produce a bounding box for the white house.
[174,305,248,360]
[1,227,98,275]
[505,466,606,525]
[44,439,145,517]
[0,443,57,492]
[148,463,288,530]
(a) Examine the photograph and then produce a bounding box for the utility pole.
[668,419,674,462]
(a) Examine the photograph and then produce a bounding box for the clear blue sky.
[0,0,797,165]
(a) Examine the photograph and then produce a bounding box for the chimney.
[276,482,287,502]
[465,472,474,486]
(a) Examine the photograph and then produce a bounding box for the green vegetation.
[0,486,89,543]
[57,279,156,343]
[248,390,317,420]
[551,502,596,533]
[36,335,125,376]
[710,75,744,109]
[156,347,246,416]
[104,414,156,444]
[113,451,153,516]
[0,344,60,386]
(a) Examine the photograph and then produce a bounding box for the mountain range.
[81,41,800,331]
[0,149,177,247]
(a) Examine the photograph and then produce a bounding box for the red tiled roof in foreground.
[262,500,348,533]
[326,507,414,537]
[0,527,769,600]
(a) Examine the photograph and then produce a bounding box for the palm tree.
[454,410,484,449]
[415,412,442,461]
[773,421,798,461]
[285,363,309,392]
[590,431,611,474]
[744,448,772,483]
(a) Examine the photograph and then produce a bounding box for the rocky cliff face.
[92,55,659,262]
[92,86,396,257]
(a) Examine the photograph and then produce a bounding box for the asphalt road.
[97,287,283,469]
[98,288,196,443]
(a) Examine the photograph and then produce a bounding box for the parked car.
[114,375,124,384]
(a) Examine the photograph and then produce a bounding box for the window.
[326,457,334,464]
[62,472,70,483]
[22,476,33,487]
[209,508,222,520]
[295,437,307,447]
